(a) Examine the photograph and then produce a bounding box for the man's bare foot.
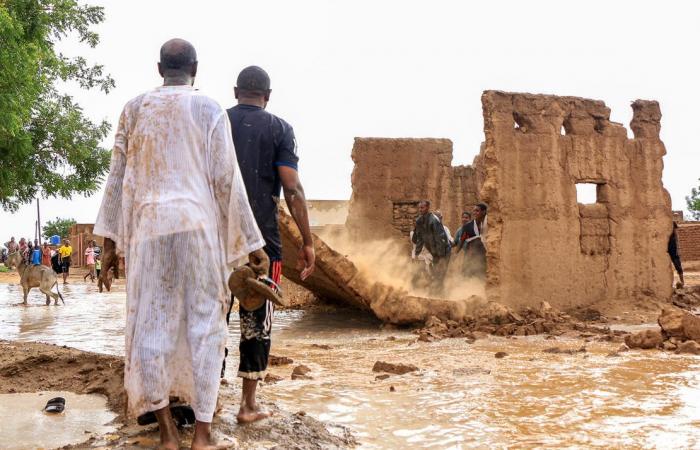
[236,406,272,424]
[154,407,180,450]
[157,428,179,450]
[191,421,227,450]
[158,424,179,450]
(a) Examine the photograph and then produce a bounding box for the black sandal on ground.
[44,397,65,413]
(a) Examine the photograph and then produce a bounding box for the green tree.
[0,0,114,212]
[687,178,700,221]
[42,216,76,239]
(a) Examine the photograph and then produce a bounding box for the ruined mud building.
[282,91,675,319]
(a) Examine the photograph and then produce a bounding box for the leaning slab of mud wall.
[480,91,673,310]
[279,210,478,324]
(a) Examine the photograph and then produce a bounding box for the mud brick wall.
[347,138,480,240]
[480,91,673,310]
[677,223,700,261]
[392,201,420,236]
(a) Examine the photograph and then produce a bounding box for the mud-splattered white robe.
[94,85,264,422]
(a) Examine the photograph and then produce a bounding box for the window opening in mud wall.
[576,182,611,255]
[576,183,598,204]
[392,201,420,237]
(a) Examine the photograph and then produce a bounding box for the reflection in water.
[2,282,700,448]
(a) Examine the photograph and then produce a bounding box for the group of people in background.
[3,236,101,285]
[411,200,488,288]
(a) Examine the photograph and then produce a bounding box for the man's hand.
[297,244,315,281]
[248,248,270,277]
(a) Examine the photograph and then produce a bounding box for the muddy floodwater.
[2,282,700,448]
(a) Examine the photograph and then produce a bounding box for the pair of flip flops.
[137,405,195,427]
[44,397,65,413]
[229,265,286,310]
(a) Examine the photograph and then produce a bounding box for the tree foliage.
[0,0,114,212]
[42,216,76,239]
[687,179,700,221]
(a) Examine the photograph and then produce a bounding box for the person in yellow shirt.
[58,239,73,284]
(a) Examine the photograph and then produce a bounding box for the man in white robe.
[94,38,265,450]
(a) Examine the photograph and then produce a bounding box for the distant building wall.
[281,199,348,229]
[346,138,480,240]
[677,223,700,261]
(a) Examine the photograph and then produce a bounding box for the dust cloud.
[318,227,485,302]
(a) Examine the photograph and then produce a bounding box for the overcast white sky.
[2,0,699,240]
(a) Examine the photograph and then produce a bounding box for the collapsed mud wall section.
[480,91,673,311]
[346,138,480,240]
[279,210,482,324]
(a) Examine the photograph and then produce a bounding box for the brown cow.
[7,251,64,305]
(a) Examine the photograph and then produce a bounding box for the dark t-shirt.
[227,104,299,260]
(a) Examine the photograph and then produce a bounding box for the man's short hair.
[419,200,431,207]
[462,211,472,217]
[159,39,197,72]
[236,66,271,96]
[476,203,488,213]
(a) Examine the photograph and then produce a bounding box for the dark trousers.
[432,254,450,286]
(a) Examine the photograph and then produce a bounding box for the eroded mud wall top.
[347,138,479,240]
[480,91,673,310]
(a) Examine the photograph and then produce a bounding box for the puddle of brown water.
[3,282,700,448]
[0,391,117,449]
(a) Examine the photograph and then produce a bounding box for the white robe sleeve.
[94,108,128,256]
[208,112,265,264]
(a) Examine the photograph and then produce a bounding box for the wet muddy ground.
[1,271,700,448]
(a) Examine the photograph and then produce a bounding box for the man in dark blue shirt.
[226,66,315,424]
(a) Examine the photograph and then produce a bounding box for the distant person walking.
[83,240,97,282]
[41,242,52,267]
[225,65,315,424]
[5,237,18,254]
[58,239,72,284]
[95,255,101,279]
[18,238,28,264]
[412,200,450,286]
[669,222,684,287]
